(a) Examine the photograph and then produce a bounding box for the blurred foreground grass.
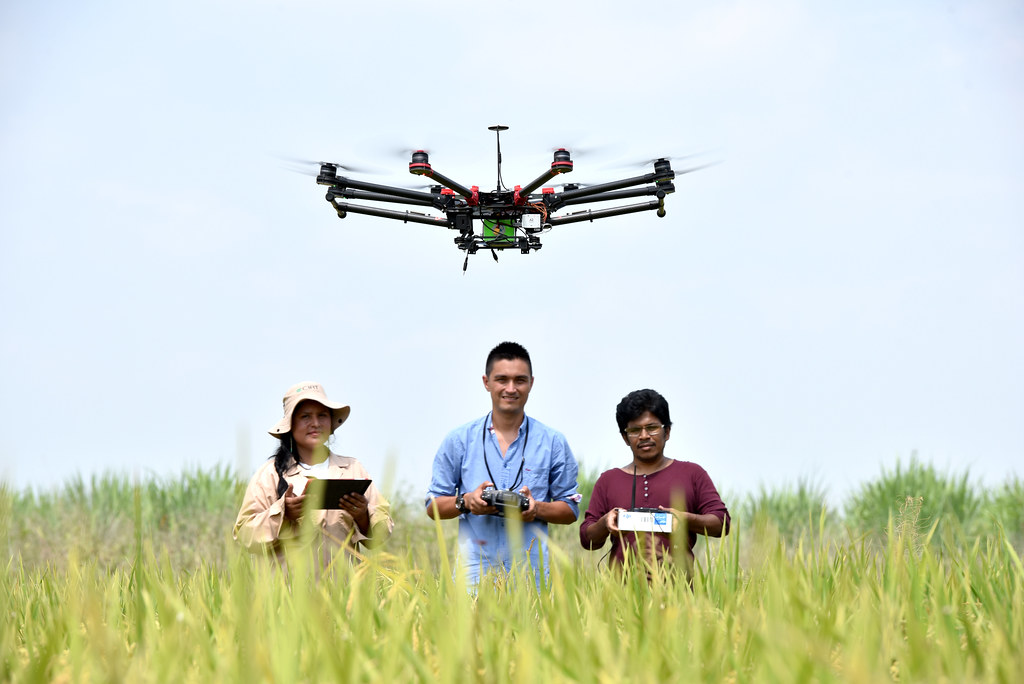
[3,493,1022,682]
[3,459,1022,681]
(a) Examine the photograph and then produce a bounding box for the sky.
[2,0,1022,509]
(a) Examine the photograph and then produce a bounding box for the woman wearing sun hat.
[234,381,393,563]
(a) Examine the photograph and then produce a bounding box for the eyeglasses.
[623,424,665,438]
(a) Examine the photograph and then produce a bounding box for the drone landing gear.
[456,231,542,273]
[461,243,500,274]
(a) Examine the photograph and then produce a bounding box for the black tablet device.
[303,478,372,509]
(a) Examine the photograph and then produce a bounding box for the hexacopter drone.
[314,125,684,270]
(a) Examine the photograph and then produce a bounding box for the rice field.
[3,461,1023,682]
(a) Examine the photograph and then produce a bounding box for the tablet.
[303,478,372,509]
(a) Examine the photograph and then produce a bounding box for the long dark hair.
[272,435,298,498]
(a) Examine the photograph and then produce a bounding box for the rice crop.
[3,461,1023,682]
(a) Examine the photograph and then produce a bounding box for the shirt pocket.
[522,465,550,498]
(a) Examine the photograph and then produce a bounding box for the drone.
[314,125,685,270]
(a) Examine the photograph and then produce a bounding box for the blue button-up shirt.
[426,413,580,586]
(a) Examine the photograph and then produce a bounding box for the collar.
[486,412,528,435]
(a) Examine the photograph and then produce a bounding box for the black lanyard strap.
[482,414,529,492]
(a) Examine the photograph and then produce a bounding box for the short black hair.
[615,389,672,433]
[485,341,532,377]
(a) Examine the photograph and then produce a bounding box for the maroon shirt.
[580,460,730,564]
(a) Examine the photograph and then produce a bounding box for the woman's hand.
[283,483,305,521]
[339,492,371,534]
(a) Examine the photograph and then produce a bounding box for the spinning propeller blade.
[533,130,619,160]
[545,143,618,159]
[386,147,432,160]
[547,180,598,191]
[607,152,717,170]
[672,161,720,175]
[276,155,381,176]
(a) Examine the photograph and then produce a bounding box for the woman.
[234,381,393,564]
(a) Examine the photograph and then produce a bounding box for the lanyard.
[482,413,529,492]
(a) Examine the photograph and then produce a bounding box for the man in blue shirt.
[426,341,581,587]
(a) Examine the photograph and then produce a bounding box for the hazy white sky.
[2,1,1021,508]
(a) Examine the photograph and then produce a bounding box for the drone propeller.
[544,143,619,160]
[608,152,716,170]
[277,156,382,176]
[546,180,598,192]
[531,130,620,159]
[384,146,433,161]
[373,135,453,163]
[672,161,720,175]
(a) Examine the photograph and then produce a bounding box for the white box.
[618,509,674,533]
[521,214,541,229]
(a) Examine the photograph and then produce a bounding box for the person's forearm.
[425,495,460,520]
[581,517,610,547]
[684,512,725,537]
[536,500,576,525]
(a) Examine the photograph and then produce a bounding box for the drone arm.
[514,149,574,201]
[517,168,564,200]
[327,196,448,227]
[552,183,674,208]
[328,176,451,210]
[547,199,667,226]
[556,171,672,203]
[332,188,436,208]
[410,168,475,200]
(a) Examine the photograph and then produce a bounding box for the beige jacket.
[233,452,393,560]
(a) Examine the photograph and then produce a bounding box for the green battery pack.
[482,219,515,245]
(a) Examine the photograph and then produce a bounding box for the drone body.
[315,125,679,269]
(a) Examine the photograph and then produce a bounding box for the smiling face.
[482,358,534,417]
[290,400,333,461]
[621,410,671,465]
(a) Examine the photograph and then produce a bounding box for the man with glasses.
[426,341,581,588]
[580,388,730,570]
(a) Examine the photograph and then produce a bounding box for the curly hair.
[615,389,672,433]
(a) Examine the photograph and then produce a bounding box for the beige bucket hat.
[268,381,351,438]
